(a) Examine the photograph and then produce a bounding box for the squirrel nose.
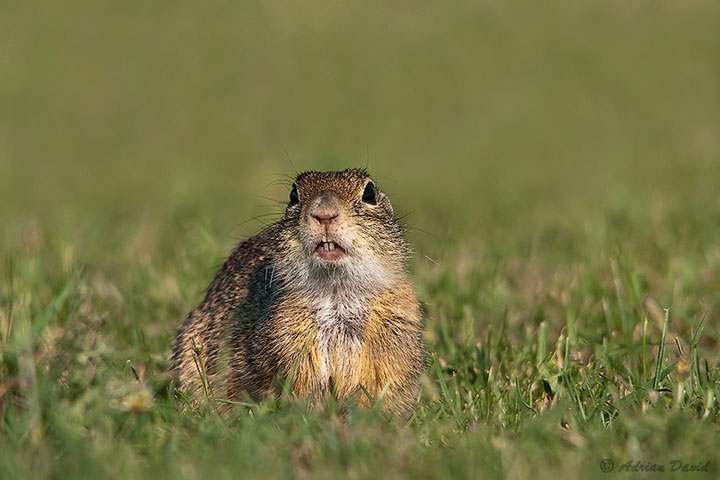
[310,192,341,225]
[312,212,338,225]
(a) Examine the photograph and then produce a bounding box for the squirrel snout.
[309,192,341,226]
[312,213,338,225]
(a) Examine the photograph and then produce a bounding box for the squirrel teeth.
[316,240,344,260]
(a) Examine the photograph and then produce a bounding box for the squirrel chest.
[310,296,366,394]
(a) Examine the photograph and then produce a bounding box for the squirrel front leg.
[358,285,425,415]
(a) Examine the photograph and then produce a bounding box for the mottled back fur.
[170,169,425,414]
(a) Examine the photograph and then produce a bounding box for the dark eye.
[289,184,299,205]
[362,182,377,205]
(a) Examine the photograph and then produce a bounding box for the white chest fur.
[312,296,366,386]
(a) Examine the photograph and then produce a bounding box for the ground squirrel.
[170,169,425,415]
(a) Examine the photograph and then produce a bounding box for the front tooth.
[324,242,330,251]
[329,242,335,251]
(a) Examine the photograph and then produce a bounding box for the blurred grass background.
[2,0,720,478]
[3,0,718,223]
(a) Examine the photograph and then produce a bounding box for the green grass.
[2,0,720,478]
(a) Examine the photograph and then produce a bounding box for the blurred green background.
[3,0,718,233]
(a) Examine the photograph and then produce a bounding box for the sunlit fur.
[171,169,425,415]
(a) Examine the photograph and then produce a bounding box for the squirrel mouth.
[315,241,346,261]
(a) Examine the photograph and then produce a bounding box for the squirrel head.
[274,169,408,295]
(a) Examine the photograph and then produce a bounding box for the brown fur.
[170,169,425,415]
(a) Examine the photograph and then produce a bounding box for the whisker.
[264,178,294,189]
[256,195,288,205]
[229,213,284,237]
[395,210,415,222]
[403,225,439,239]
[423,254,441,267]
[264,171,297,181]
[283,148,299,176]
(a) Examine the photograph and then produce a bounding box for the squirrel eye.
[362,182,377,205]
[289,184,299,205]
